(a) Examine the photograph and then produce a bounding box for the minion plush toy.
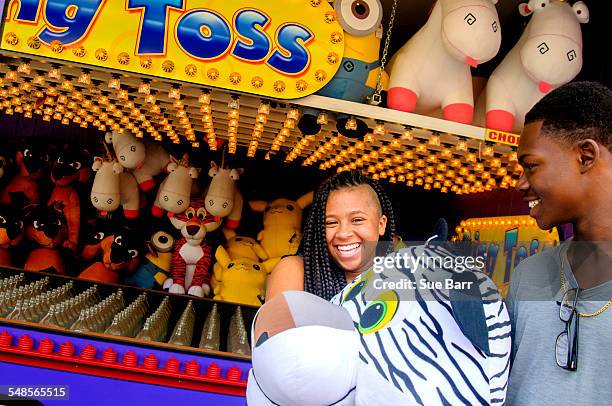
[298,0,387,138]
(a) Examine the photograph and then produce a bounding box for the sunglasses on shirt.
[556,287,580,371]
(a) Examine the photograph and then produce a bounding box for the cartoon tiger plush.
[164,198,217,298]
[247,243,511,405]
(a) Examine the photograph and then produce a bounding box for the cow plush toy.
[105,131,171,192]
[152,154,199,217]
[478,0,589,132]
[387,0,501,124]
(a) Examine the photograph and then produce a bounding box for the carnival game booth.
[0,0,603,404]
[453,215,560,297]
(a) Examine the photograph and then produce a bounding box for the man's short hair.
[525,81,612,151]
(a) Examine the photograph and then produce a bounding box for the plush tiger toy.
[164,198,217,298]
[247,243,511,405]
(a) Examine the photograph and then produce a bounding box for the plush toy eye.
[253,264,261,271]
[153,231,173,251]
[42,154,49,162]
[54,218,62,226]
[334,0,383,36]
[33,220,42,229]
[531,0,549,11]
[341,274,370,303]
[228,263,234,269]
[235,237,242,242]
[94,232,105,240]
[130,146,136,152]
[128,249,138,258]
[114,235,123,246]
[0,216,5,224]
[572,1,589,23]
[222,202,228,208]
[286,204,294,211]
[24,149,32,157]
[70,161,81,170]
[357,290,399,334]
[185,208,195,219]
[196,208,207,220]
[17,221,23,230]
[57,157,63,164]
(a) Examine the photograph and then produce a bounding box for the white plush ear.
[572,1,589,24]
[112,162,124,174]
[188,167,199,179]
[209,161,219,177]
[92,157,103,172]
[104,132,114,144]
[229,169,240,180]
[167,162,178,172]
[519,2,533,16]
[526,0,549,14]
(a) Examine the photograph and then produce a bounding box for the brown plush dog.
[79,228,140,284]
[0,204,24,267]
[23,202,68,275]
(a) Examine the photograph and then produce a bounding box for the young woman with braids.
[266,171,396,301]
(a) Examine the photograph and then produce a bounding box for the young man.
[507,82,612,405]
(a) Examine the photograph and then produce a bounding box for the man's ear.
[576,139,600,173]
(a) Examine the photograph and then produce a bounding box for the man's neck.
[566,241,612,290]
[573,196,612,242]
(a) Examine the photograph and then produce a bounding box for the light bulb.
[345,118,357,131]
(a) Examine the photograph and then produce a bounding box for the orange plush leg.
[79,262,119,284]
[24,248,66,275]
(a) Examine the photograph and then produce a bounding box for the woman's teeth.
[528,199,541,209]
[337,243,360,252]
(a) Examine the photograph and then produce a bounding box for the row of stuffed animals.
[0,135,313,307]
[307,0,588,136]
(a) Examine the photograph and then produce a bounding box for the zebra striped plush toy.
[247,244,511,405]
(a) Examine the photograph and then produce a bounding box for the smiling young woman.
[266,171,396,301]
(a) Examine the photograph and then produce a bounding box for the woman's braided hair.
[301,171,396,300]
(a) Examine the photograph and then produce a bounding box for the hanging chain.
[368,0,398,106]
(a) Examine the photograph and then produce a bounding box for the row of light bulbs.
[2,61,223,147]
[459,218,537,228]
[247,102,271,157]
[3,59,523,195]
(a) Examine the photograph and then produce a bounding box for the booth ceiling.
[0,47,522,195]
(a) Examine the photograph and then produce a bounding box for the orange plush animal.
[48,146,90,252]
[79,228,141,284]
[0,144,48,206]
[0,204,24,267]
[23,202,68,275]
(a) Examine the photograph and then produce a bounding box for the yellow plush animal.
[249,192,313,270]
[223,229,268,262]
[213,246,270,307]
[211,229,268,291]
